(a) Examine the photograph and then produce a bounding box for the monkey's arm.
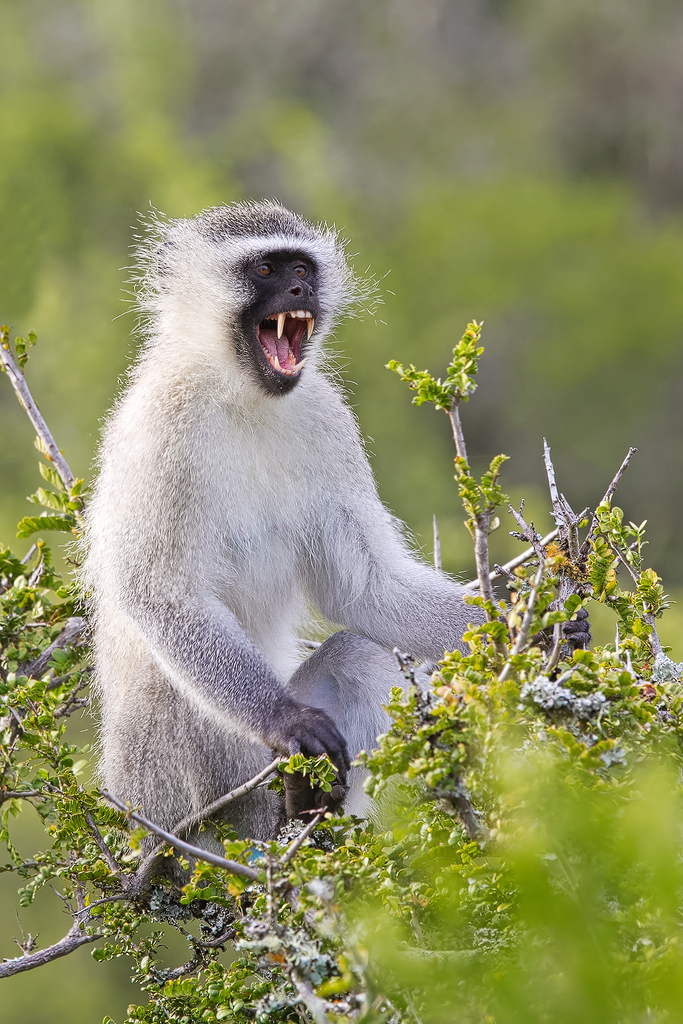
[124,592,350,777]
[306,501,482,662]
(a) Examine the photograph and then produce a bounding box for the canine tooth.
[272,354,282,371]
[293,358,307,372]
[306,317,314,340]
[277,312,286,338]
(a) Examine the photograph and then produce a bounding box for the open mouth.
[257,310,314,377]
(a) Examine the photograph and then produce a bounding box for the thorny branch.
[21,616,86,680]
[0,328,76,492]
[0,921,102,979]
[449,405,497,608]
[433,514,442,573]
[580,446,638,558]
[463,528,559,590]
[498,558,545,684]
[101,792,261,881]
[135,757,283,884]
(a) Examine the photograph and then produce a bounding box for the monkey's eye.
[294,264,307,278]
[257,263,273,276]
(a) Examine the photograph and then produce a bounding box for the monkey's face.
[238,250,320,396]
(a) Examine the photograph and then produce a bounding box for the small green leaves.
[277,752,338,792]
[17,513,77,538]
[0,325,37,370]
[13,331,37,369]
[387,320,484,411]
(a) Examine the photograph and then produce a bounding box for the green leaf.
[16,513,76,538]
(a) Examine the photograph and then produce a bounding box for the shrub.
[1,322,682,1023]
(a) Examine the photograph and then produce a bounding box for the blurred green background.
[3,0,683,1020]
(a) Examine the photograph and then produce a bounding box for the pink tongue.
[276,335,293,369]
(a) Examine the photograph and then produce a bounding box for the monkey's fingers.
[563,608,591,650]
[279,704,350,785]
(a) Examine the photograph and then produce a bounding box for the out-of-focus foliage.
[4,326,683,1024]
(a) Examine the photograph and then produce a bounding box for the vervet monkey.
[86,201,479,841]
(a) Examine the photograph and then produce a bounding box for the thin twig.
[507,502,548,562]
[0,921,101,978]
[463,528,559,589]
[164,758,282,841]
[281,813,324,866]
[101,792,260,881]
[543,438,560,516]
[447,407,468,463]
[135,758,282,883]
[86,812,122,875]
[0,790,42,804]
[433,514,442,573]
[0,334,76,492]
[498,559,545,684]
[580,447,638,558]
[20,544,38,566]
[546,631,563,674]
[21,617,86,680]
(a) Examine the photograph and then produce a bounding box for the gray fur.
[85,200,478,842]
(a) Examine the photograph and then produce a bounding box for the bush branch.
[0,921,101,979]
[0,331,76,492]
[101,792,260,881]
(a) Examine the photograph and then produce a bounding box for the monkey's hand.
[269,703,350,785]
[562,606,592,652]
[532,606,592,654]
[269,703,350,820]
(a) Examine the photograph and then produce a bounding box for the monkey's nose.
[289,285,302,296]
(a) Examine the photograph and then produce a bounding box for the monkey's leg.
[286,631,410,818]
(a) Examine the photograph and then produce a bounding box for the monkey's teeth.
[277,313,286,339]
[272,354,282,371]
[306,317,314,340]
[293,358,306,372]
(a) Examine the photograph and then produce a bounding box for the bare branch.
[86,813,122,876]
[21,617,86,680]
[0,921,101,979]
[433,514,442,573]
[0,333,76,492]
[492,563,517,583]
[0,790,42,805]
[135,758,282,884]
[281,812,325,866]
[20,543,38,566]
[463,528,559,589]
[498,559,545,684]
[447,406,468,463]
[101,791,260,881]
[507,502,548,562]
[580,446,638,557]
[166,758,282,841]
[543,437,561,515]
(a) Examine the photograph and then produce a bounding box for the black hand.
[563,607,591,651]
[270,703,350,786]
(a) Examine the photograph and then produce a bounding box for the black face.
[237,250,320,396]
